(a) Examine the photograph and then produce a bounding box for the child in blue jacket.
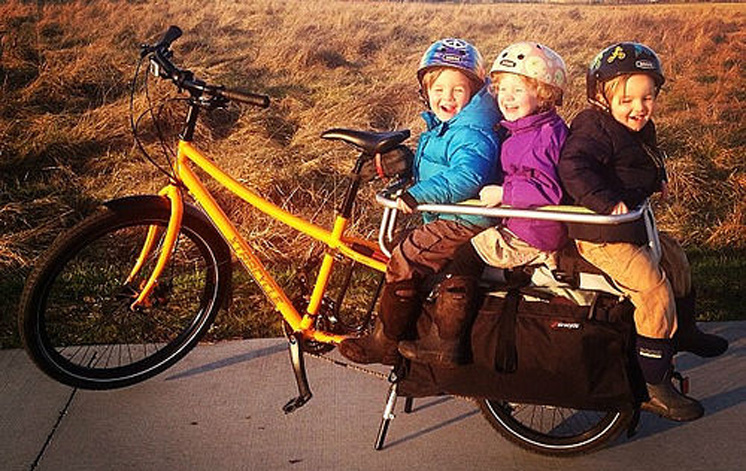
[339,38,502,365]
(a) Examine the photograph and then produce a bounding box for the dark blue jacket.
[559,108,666,244]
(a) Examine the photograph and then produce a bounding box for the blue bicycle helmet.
[417,38,486,87]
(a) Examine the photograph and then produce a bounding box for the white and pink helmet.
[489,42,567,93]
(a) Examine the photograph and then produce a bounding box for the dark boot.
[398,275,478,368]
[642,370,704,422]
[673,289,728,358]
[338,317,399,366]
[338,280,420,365]
[637,336,704,422]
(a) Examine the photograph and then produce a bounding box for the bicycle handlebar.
[143,26,270,109]
[218,88,271,108]
[159,25,183,48]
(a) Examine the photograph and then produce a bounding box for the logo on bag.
[550,320,581,330]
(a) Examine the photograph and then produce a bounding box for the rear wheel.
[19,200,231,389]
[477,399,631,456]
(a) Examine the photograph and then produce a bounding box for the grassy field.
[1,0,744,347]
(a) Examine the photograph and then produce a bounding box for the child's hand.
[479,185,503,207]
[396,197,414,214]
[611,201,629,215]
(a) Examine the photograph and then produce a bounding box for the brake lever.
[383,177,410,197]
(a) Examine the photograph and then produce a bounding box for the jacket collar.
[594,107,657,144]
[500,109,558,134]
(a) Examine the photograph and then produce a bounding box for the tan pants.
[658,232,691,297]
[575,232,688,339]
[471,226,558,270]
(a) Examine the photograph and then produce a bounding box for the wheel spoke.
[20,205,228,389]
[479,399,628,456]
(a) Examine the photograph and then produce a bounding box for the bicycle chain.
[306,349,478,407]
[306,350,390,381]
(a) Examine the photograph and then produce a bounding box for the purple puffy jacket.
[500,109,568,252]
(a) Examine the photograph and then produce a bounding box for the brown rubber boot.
[338,280,420,365]
[398,275,478,368]
[338,317,399,366]
[673,290,728,358]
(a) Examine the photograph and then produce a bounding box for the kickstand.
[374,362,406,450]
[283,332,312,414]
[404,397,414,413]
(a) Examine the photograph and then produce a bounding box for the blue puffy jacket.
[405,86,502,227]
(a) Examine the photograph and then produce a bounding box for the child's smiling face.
[495,73,539,122]
[427,69,474,122]
[607,74,658,132]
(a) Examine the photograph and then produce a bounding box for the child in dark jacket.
[338,38,502,365]
[398,41,569,367]
[558,42,727,423]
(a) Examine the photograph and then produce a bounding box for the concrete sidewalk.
[1,322,744,471]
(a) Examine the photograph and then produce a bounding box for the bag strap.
[495,289,520,373]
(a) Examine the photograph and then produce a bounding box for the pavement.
[1,322,744,471]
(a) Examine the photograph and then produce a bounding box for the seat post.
[338,153,368,219]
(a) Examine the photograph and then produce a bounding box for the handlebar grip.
[220,88,270,108]
[157,25,182,49]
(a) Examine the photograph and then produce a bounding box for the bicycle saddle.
[321,128,410,155]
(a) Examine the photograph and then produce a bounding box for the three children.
[342,38,728,424]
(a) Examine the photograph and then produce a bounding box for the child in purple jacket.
[398,42,569,367]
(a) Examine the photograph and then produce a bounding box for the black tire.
[19,199,231,389]
[477,399,632,456]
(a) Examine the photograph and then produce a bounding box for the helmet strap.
[418,87,430,108]
[588,83,612,112]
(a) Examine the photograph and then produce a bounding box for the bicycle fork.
[125,184,184,309]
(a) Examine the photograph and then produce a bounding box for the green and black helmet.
[587,42,665,108]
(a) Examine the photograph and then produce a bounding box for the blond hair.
[595,74,660,109]
[490,72,563,111]
[421,68,483,101]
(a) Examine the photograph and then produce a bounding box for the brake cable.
[129,55,179,182]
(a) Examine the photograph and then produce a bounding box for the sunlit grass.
[1,0,744,347]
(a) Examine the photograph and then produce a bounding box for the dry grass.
[1,0,744,344]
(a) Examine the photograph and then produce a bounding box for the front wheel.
[18,198,232,389]
[477,399,632,456]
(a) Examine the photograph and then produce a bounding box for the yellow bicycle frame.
[128,140,389,345]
